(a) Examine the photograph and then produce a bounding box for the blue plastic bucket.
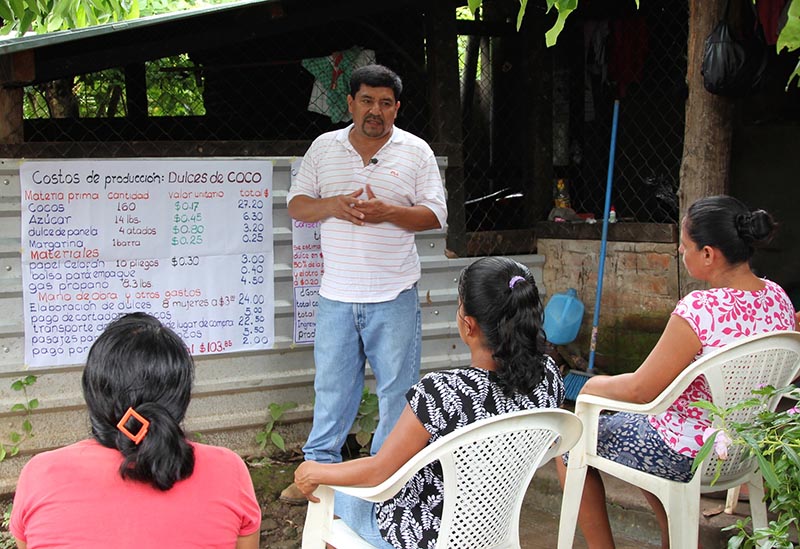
[543,288,584,345]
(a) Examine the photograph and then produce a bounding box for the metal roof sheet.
[0,0,274,56]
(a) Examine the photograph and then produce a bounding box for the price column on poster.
[21,159,275,368]
[290,158,323,344]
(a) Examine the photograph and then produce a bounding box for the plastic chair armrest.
[312,441,445,504]
[303,486,335,549]
[321,480,406,503]
[571,394,668,463]
[574,391,678,417]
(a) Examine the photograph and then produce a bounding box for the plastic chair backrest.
[694,332,800,486]
[302,409,582,549]
[555,332,800,549]
[432,409,583,548]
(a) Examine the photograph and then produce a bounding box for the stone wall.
[538,237,680,374]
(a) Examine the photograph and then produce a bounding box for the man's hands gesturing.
[327,189,367,225]
[354,184,394,224]
[289,184,436,231]
[327,185,395,226]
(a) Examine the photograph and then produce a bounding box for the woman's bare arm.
[580,315,702,404]
[294,405,430,502]
[235,531,259,549]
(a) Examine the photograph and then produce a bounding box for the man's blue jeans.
[334,492,395,549]
[302,285,421,463]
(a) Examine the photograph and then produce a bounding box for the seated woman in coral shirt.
[11,313,261,549]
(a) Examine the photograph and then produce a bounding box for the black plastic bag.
[701,0,767,97]
[643,174,678,223]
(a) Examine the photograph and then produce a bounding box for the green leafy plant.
[0,502,15,549]
[0,375,38,462]
[691,385,800,548]
[256,401,297,453]
[0,0,242,37]
[467,0,638,45]
[467,0,798,88]
[354,387,379,455]
[778,0,800,89]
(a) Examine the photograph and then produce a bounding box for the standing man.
[281,64,447,503]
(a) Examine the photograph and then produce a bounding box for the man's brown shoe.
[279,482,308,505]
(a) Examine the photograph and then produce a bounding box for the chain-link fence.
[18,6,434,144]
[458,8,534,233]
[11,0,687,234]
[567,3,688,225]
[458,2,688,231]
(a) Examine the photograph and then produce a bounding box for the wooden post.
[522,11,554,228]
[0,52,33,144]
[426,0,467,256]
[125,63,149,120]
[678,0,734,296]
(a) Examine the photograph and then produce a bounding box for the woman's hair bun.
[735,209,775,245]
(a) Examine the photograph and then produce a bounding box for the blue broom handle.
[589,99,620,372]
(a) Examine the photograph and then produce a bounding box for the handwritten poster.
[290,159,323,345]
[21,158,274,368]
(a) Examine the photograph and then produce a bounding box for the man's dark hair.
[349,64,403,100]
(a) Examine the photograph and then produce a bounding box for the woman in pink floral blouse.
[558,195,797,549]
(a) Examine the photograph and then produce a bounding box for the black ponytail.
[82,313,195,490]
[458,257,549,396]
[116,402,194,490]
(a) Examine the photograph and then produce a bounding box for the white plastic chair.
[557,331,800,549]
[301,408,583,549]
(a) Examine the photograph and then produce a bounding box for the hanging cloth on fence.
[583,19,610,121]
[608,16,649,99]
[302,46,377,123]
[757,0,788,45]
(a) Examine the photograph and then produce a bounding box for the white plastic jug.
[543,288,584,345]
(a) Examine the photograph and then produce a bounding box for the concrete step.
[521,460,749,549]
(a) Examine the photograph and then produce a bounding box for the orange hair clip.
[117,407,150,445]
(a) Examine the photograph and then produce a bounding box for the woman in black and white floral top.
[295,256,565,548]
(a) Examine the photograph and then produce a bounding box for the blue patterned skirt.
[564,411,694,482]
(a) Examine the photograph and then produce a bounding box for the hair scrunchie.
[117,407,150,445]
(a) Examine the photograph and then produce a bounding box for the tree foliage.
[0,0,218,119]
[470,0,799,88]
[0,0,236,36]
[778,0,800,88]
[0,0,135,35]
[468,0,640,46]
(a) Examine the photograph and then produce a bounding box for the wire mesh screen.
[458,1,688,232]
[24,56,206,120]
[554,2,688,224]
[19,7,434,146]
[458,15,532,233]
[14,1,687,234]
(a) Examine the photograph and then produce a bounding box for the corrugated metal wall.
[0,157,544,493]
